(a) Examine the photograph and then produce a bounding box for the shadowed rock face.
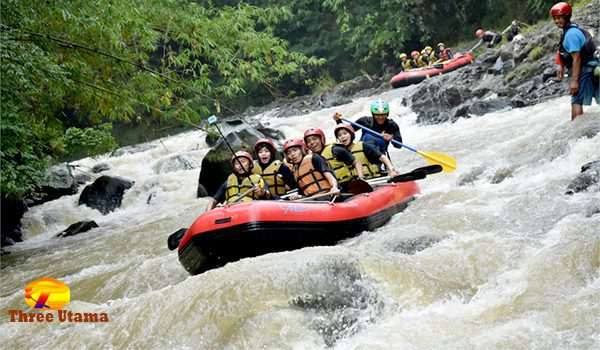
[197,119,286,198]
[407,2,599,125]
[566,160,600,195]
[78,176,134,214]
[27,164,79,207]
[290,259,383,347]
[56,220,99,238]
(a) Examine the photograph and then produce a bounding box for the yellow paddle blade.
[417,151,457,173]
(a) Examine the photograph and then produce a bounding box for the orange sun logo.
[24,277,70,310]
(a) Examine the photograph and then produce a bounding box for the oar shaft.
[341,118,417,152]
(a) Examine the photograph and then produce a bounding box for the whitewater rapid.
[1,86,599,349]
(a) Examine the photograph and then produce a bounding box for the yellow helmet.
[425,46,433,51]
[399,53,407,59]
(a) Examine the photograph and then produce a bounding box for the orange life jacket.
[292,154,331,196]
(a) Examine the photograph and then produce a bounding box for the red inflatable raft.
[390,52,475,88]
[178,180,420,274]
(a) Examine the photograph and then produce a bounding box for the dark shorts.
[571,64,600,106]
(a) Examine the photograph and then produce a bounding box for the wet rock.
[74,173,92,185]
[490,167,514,184]
[565,160,600,195]
[92,163,110,173]
[391,236,443,254]
[153,154,198,174]
[111,143,156,157]
[1,195,27,247]
[290,260,383,347]
[468,98,510,116]
[28,164,79,207]
[78,176,134,214]
[458,166,486,186]
[56,220,99,238]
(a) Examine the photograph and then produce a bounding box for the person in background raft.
[550,2,599,121]
[410,50,428,68]
[283,138,339,200]
[475,28,502,48]
[436,43,454,62]
[253,138,297,197]
[333,124,398,179]
[421,46,437,66]
[333,99,403,155]
[399,53,413,71]
[303,127,364,190]
[212,150,270,206]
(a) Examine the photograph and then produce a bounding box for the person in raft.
[252,138,297,197]
[333,124,399,179]
[283,138,339,200]
[399,53,413,71]
[212,150,270,206]
[436,42,454,62]
[475,28,502,48]
[410,50,428,68]
[421,46,437,66]
[333,99,403,155]
[303,127,364,191]
[550,2,599,121]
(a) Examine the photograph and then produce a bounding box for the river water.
[1,87,599,349]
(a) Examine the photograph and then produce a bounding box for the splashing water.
[1,87,599,349]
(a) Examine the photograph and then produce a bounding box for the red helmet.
[411,50,419,58]
[550,2,572,17]
[475,29,485,38]
[334,124,355,142]
[283,138,306,153]
[254,138,276,155]
[303,127,326,144]
[231,150,253,168]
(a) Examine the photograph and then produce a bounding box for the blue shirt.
[563,27,586,53]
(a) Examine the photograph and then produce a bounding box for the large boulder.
[1,195,27,247]
[197,119,285,197]
[566,160,600,195]
[56,220,99,238]
[28,164,79,206]
[78,176,134,214]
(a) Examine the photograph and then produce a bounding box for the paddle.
[167,228,188,251]
[367,164,441,185]
[341,118,457,173]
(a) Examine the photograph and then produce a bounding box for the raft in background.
[178,180,420,275]
[390,52,475,88]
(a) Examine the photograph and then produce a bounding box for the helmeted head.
[254,138,276,165]
[399,53,408,60]
[283,138,306,164]
[550,2,572,17]
[370,99,389,125]
[303,127,326,154]
[424,46,433,54]
[411,50,420,58]
[550,2,572,26]
[334,124,355,146]
[475,28,485,38]
[231,150,253,175]
[437,42,445,49]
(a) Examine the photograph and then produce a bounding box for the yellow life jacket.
[321,144,353,184]
[252,160,288,196]
[225,173,264,204]
[349,142,381,179]
[293,154,331,196]
[401,59,413,71]
[415,57,428,68]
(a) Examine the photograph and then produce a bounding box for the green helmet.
[370,99,389,114]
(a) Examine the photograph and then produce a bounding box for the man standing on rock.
[551,2,599,120]
[333,99,403,155]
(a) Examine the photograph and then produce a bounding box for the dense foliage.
[0,0,323,198]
